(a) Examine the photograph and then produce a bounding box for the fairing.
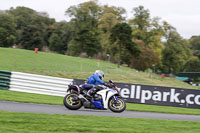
[96,88,118,109]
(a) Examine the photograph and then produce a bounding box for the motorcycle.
[63,80,126,113]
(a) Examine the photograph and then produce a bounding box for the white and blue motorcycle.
[63,80,126,113]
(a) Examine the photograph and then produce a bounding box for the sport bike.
[63,80,126,113]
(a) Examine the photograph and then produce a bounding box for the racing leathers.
[86,74,105,96]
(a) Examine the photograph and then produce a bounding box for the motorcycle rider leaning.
[81,70,106,98]
[87,70,105,96]
[88,70,105,85]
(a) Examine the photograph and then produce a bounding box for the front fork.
[112,96,120,105]
[113,96,117,101]
[112,96,120,104]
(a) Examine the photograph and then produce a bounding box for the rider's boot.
[86,94,91,98]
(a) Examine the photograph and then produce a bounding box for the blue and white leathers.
[87,74,105,85]
[87,74,105,96]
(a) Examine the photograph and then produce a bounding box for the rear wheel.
[108,97,126,113]
[63,93,82,110]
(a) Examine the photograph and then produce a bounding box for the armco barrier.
[0,71,72,96]
[0,70,11,90]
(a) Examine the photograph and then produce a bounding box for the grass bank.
[0,47,197,89]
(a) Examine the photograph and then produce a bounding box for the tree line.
[0,1,200,73]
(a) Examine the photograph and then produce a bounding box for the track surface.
[0,101,200,121]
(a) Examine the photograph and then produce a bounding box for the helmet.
[95,70,104,80]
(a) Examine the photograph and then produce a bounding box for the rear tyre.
[63,93,82,110]
[108,97,126,113]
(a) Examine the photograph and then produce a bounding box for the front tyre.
[108,97,126,113]
[63,93,82,110]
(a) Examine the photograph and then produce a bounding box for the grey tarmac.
[0,101,200,121]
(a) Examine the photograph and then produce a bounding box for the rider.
[82,70,105,97]
[88,70,105,85]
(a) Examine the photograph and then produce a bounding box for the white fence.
[9,72,73,97]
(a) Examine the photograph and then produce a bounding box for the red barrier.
[34,48,38,53]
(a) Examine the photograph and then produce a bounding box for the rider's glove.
[104,83,112,88]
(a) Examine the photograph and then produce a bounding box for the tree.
[31,13,55,46]
[189,36,200,59]
[129,6,164,60]
[98,5,126,55]
[131,40,159,71]
[8,7,36,29]
[161,32,192,73]
[8,7,36,45]
[66,1,102,57]
[110,23,140,68]
[8,6,55,49]
[47,22,73,54]
[48,33,64,53]
[184,56,200,72]
[0,14,16,47]
[43,21,71,54]
[20,25,44,50]
[130,6,150,32]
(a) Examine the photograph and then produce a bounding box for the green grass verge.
[1,89,199,115]
[0,47,198,89]
[0,89,63,105]
[0,111,200,133]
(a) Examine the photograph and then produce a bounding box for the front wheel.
[108,97,126,113]
[63,93,82,110]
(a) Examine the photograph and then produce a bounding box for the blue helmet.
[95,70,104,80]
